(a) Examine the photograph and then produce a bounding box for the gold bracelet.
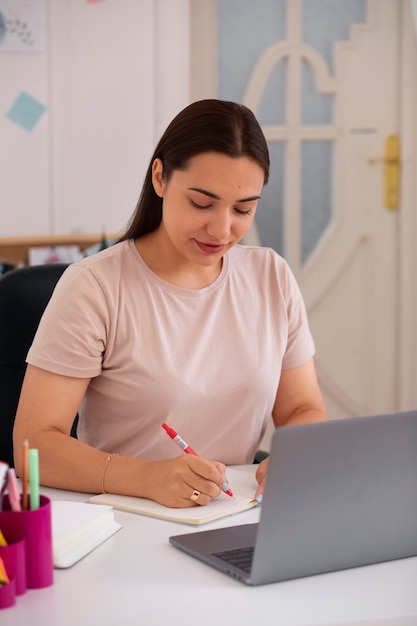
[101,453,118,494]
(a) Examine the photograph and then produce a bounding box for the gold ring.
[190,489,200,502]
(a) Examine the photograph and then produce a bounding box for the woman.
[13,99,327,507]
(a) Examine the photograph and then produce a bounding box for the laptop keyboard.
[213,546,254,573]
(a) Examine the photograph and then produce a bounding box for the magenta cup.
[0,495,53,589]
[0,535,26,595]
[0,576,16,609]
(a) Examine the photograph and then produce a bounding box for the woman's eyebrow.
[188,187,261,203]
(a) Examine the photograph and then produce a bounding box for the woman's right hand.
[143,454,228,508]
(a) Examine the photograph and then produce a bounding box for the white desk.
[4,467,417,626]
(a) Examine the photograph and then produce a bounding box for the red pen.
[162,423,233,497]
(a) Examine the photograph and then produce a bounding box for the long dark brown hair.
[120,99,270,241]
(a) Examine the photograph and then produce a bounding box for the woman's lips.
[195,240,226,254]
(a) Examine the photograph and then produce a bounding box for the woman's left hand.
[254,457,269,503]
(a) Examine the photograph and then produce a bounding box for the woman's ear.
[151,158,164,197]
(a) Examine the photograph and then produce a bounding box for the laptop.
[169,410,417,585]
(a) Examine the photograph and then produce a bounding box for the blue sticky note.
[6,91,47,131]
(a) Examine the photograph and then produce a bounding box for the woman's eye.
[191,200,212,209]
[190,199,253,215]
[235,208,253,216]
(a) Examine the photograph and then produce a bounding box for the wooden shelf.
[0,233,121,267]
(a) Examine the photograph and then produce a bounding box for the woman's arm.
[255,358,327,499]
[271,358,327,428]
[13,365,227,508]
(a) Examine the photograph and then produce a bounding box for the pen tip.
[222,483,234,497]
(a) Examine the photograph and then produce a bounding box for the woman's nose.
[206,212,231,240]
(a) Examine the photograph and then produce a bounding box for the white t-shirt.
[27,239,315,464]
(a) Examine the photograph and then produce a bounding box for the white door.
[190,0,417,426]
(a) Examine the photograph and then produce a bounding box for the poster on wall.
[0,0,45,52]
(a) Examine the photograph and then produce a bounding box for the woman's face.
[151,152,265,268]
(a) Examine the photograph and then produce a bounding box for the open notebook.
[89,467,260,525]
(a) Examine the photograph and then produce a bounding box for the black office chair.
[253,449,269,464]
[0,263,72,467]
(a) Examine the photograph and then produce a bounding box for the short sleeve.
[27,264,110,378]
[280,262,315,370]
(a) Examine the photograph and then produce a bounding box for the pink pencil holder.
[0,575,16,609]
[0,495,53,589]
[0,535,26,595]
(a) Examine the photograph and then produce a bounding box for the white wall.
[1,0,190,237]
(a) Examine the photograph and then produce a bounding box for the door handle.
[368,135,401,210]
